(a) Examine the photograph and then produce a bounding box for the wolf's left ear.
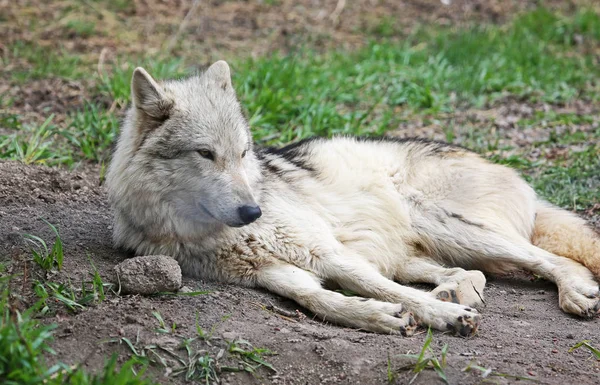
[131,67,174,121]
[205,60,232,90]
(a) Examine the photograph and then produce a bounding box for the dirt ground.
[1,161,599,385]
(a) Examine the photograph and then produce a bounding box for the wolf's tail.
[532,201,600,277]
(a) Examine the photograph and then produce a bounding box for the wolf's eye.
[241,150,248,158]
[197,149,214,161]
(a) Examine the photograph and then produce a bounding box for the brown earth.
[2,0,593,59]
[1,159,600,385]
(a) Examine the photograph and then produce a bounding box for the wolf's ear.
[131,67,173,121]
[205,60,232,90]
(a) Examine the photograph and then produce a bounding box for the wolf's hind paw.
[396,311,418,337]
[559,284,600,319]
[446,313,481,337]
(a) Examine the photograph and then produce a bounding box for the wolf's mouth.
[196,201,246,228]
[197,202,216,220]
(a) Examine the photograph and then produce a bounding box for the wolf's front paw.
[431,270,486,309]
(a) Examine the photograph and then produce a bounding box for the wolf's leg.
[532,200,600,277]
[416,212,600,318]
[395,258,486,308]
[319,255,481,336]
[486,238,600,318]
[255,263,418,335]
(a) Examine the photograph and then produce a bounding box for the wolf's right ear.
[205,60,233,91]
[131,67,174,121]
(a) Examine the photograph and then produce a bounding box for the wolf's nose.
[238,205,262,225]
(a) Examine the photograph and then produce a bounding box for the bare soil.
[2,0,591,58]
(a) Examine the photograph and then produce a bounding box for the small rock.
[178,286,193,293]
[552,349,559,353]
[38,194,56,204]
[113,255,181,295]
[148,335,180,350]
[222,331,240,340]
[566,333,574,339]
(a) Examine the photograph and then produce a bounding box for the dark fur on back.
[258,136,468,178]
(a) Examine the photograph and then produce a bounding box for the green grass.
[569,340,600,360]
[113,321,275,384]
[0,115,72,166]
[65,20,97,38]
[0,279,156,385]
[3,42,87,83]
[97,59,188,107]
[61,104,119,162]
[23,219,64,272]
[461,361,541,383]
[91,0,136,14]
[391,329,542,384]
[514,7,600,45]
[235,8,600,145]
[24,221,112,314]
[395,328,449,384]
[531,144,599,210]
[226,338,276,374]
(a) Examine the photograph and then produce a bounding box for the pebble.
[222,331,240,340]
[113,255,181,295]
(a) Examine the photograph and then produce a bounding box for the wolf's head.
[106,61,263,249]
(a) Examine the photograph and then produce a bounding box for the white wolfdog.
[106,61,600,336]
